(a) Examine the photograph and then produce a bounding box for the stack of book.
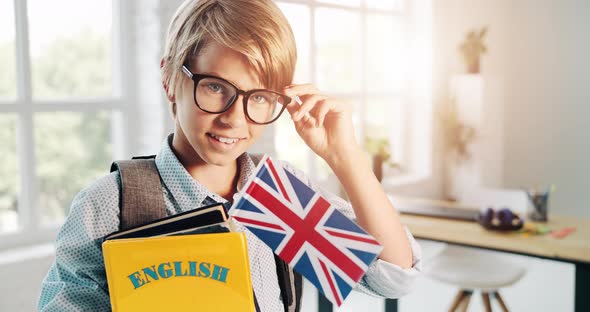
[103,155,384,309]
[102,203,255,312]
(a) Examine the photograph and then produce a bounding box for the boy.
[38,0,421,310]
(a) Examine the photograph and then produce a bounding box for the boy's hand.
[284,84,361,165]
[284,84,414,269]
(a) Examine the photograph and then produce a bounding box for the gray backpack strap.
[110,157,167,230]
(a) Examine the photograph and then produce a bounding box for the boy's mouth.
[207,133,242,144]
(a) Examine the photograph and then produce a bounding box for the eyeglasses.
[181,65,291,125]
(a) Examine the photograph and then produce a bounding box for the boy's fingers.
[283,83,333,128]
[284,83,324,119]
[293,112,316,131]
[291,94,328,121]
[285,96,302,115]
[313,99,334,127]
[302,114,316,128]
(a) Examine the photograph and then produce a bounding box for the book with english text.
[102,203,255,312]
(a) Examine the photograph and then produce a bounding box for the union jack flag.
[229,155,383,306]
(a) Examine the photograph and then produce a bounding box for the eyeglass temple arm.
[181,65,193,78]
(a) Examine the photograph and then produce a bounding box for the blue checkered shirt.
[38,134,422,311]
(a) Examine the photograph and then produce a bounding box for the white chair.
[426,188,529,312]
[426,245,526,311]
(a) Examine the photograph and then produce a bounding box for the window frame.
[274,0,434,192]
[0,0,132,250]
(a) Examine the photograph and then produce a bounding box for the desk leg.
[576,262,590,312]
[385,298,398,312]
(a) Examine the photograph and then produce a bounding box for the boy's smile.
[206,132,245,151]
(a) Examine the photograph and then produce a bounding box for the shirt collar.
[155,133,259,212]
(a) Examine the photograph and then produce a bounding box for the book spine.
[102,245,119,312]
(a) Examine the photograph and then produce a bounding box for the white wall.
[502,0,590,217]
[434,0,590,217]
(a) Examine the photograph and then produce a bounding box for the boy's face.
[171,42,268,167]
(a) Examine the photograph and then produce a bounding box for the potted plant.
[364,137,400,182]
[459,26,488,74]
[439,97,477,163]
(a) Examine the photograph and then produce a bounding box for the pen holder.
[527,191,549,222]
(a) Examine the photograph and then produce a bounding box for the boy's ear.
[160,57,176,103]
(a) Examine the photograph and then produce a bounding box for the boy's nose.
[218,95,247,128]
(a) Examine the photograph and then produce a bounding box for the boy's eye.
[207,83,225,93]
[250,94,270,104]
[252,95,268,103]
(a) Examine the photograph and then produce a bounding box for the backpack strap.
[110,156,167,230]
[274,246,303,312]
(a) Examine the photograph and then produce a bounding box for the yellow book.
[102,232,255,312]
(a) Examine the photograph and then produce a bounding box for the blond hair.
[161,0,297,106]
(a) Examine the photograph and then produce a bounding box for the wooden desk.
[318,214,590,312]
[400,214,590,311]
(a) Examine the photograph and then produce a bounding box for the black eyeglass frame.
[181,65,291,125]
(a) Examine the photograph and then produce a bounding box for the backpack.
[110,156,302,312]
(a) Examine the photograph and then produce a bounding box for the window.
[0,0,128,249]
[275,0,432,190]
